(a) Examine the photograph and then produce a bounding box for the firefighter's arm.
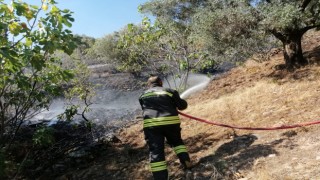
[172,90,188,110]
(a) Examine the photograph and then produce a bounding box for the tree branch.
[300,0,312,12]
[301,25,320,34]
[269,29,285,42]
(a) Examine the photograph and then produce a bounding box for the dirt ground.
[60,30,320,180]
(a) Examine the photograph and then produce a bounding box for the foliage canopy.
[139,0,320,69]
[0,0,79,150]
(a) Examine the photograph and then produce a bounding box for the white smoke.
[32,73,211,124]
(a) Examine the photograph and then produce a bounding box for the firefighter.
[139,76,192,180]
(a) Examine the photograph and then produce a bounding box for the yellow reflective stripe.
[175,149,188,154]
[144,120,180,128]
[173,145,187,154]
[173,145,186,151]
[144,116,179,123]
[151,161,166,167]
[150,161,167,172]
[151,166,167,172]
[143,116,180,128]
[141,91,173,98]
[140,92,156,98]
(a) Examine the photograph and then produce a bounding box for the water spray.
[180,77,210,99]
[163,73,211,99]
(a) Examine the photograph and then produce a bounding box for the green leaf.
[12,2,24,16]
[8,22,22,36]
[30,55,45,71]
[51,5,59,13]
[63,18,72,27]
[61,70,74,80]
[25,38,32,47]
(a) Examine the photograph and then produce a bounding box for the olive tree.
[192,0,320,70]
[258,0,320,69]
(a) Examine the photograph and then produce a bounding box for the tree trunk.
[282,32,308,70]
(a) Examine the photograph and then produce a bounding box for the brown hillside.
[62,30,320,180]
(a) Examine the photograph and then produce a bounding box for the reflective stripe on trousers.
[150,161,167,172]
[150,161,168,180]
[143,116,180,128]
[173,145,188,155]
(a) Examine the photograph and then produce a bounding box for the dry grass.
[185,78,320,129]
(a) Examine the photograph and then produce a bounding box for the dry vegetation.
[61,30,320,180]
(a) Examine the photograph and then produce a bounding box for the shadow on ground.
[185,134,289,180]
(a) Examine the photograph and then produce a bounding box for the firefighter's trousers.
[144,124,190,180]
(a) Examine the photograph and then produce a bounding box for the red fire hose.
[179,111,320,130]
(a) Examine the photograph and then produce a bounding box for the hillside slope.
[177,30,320,179]
[61,30,320,180]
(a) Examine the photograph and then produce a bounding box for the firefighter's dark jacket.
[139,85,187,128]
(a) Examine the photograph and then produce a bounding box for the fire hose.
[178,111,320,130]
